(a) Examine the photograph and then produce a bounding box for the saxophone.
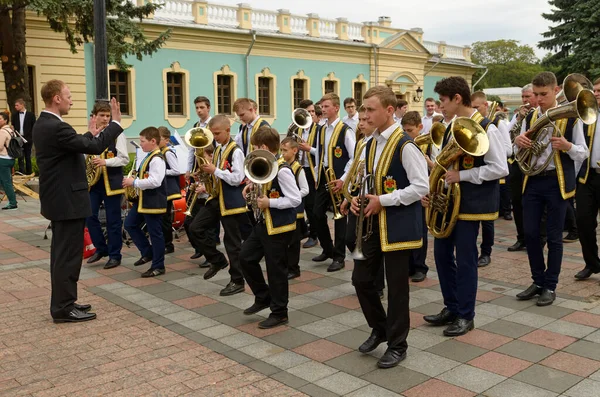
[124,141,140,202]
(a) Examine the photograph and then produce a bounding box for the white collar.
[42,110,63,122]
[374,122,400,141]
[326,117,340,128]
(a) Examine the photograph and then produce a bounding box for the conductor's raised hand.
[88,115,100,137]
[110,97,122,123]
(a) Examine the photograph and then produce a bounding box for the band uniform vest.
[138,149,168,214]
[208,139,248,216]
[263,157,297,235]
[301,122,320,182]
[95,139,125,196]
[161,146,182,201]
[578,115,598,184]
[241,118,270,155]
[317,121,351,187]
[290,160,305,219]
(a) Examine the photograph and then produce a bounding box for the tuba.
[184,127,215,216]
[86,151,104,190]
[124,141,141,202]
[516,74,598,176]
[414,122,445,155]
[426,118,489,239]
[244,149,279,221]
[287,108,312,142]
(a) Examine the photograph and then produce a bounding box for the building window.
[109,70,130,115]
[217,75,232,114]
[324,80,336,95]
[27,66,35,115]
[293,79,306,109]
[353,82,365,106]
[166,72,184,115]
[258,77,272,115]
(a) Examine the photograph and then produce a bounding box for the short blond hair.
[320,93,340,107]
[233,98,253,112]
[41,79,65,106]
[363,86,397,109]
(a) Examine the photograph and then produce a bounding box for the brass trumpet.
[244,149,279,221]
[325,167,345,220]
[352,173,374,260]
[414,122,445,155]
[184,127,215,216]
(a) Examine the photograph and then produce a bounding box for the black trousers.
[189,199,249,284]
[241,223,294,318]
[480,220,494,257]
[161,200,174,250]
[17,141,33,175]
[313,171,347,261]
[287,218,307,275]
[410,209,429,275]
[499,174,511,216]
[346,212,385,291]
[577,173,600,272]
[352,219,410,352]
[50,218,85,318]
[184,197,205,254]
[510,162,525,242]
[303,167,318,239]
[564,198,577,234]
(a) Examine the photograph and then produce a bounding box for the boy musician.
[313,93,356,272]
[187,96,213,179]
[158,126,182,254]
[234,98,270,157]
[294,99,320,248]
[349,86,428,368]
[189,115,251,296]
[514,72,588,305]
[280,137,309,279]
[240,127,301,329]
[86,101,129,269]
[123,127,168,278]
[574,77,600,280]
[400,111,431,282]
[422,77,508,336]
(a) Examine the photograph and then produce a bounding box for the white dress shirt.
[342,113,358,132]
[297,168,309,198]
[214,144,245,186]
[518,106,588,171]
[495,120,513,158]
[589,113,600,169]
[393,115,402,125]
[299,122,317,167]
[422,112,442,134]
[188,116,211,172]
[315,118,356,182]
[19,110,26,134]
[269,166,302,209]
[358,123,429,207]
[101,133,129,168]
[135,156,166,190]
[164,148,181,176]
[234,115,261,156]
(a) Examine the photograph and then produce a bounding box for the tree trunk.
[0,4,30,113]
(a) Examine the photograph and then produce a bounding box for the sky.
[216,0,554,59]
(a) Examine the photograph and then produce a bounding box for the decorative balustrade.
[206,3,238,27]
[290,15,308,35]
[319,19,337,39]
[347,23,363,41]
[423,41,440,55]
[155,0,194,22]
[445,45,466,59]
[252,9,279,31]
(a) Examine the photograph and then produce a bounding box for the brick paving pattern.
[2,201,600,396]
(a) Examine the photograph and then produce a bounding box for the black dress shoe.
[423,307,457,326]
[358,331,387,353]
[165,246,175,254]
[103,258,121,270]
[312,253,331,262]
[258,315,288,329]
[190,252,203,259]
[134,256,152,266]
[87,251,107,264]
[503,213,513,221]
[220,281,245,296]
[287,272,301,280]
[507,241,526,252]
[53,308,97,323]
[73,303,91,312]
[377,349,406,369]
[536,289,556,306]
[203,262,228,280]
[198,259,210,268]
[477,255,491,268]
[411,272,426,282]
[443,318,474,337]
[141,268,165,278]
[575,268,597,280]
[327,260,345,272]
[243,301,270,315]
[563,232,579,243]
[303,238,318,248]
[516,283,543,300]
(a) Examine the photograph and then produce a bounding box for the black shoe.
[411,272,426,282]
[287,272,301,280]
[423,307,457,326]
[220,281,245,296]
[358,331,387,353]
[575,268,597,280]
[477,255,491,268]
[507,241,526,252]
[73,303,91,312]
[378,290,384,300]
[312,253,331,262]
[141,268,165,278]
[243,301,270,315]
[258,316,288,329]
[443,318,474,337]
[303,238,318,248]
[327,260,345,272]
[203,262,228,280]
[53,308,97,323]
[516,283,543,300]
[563,232,579,243]
[165,246,175,254]
[503,213,513,221]
[103,259,121,270]
[198,259,210,268]
[1,204,17,210]
[190,252,203,259]
[87,251,107,264]
[536,289,556,306]
[377,349,406,369]
[134,256,152,266]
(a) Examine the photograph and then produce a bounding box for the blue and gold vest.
[578,116,598,184]
[240,118,270,155]
[94,138,125,196]
[160,146,182,201]
[301,122,320,182]
[365,128,422,252]
[208,139,248,216]
[263,158,297,235]
[138,149,167,214]
[317,121,352,187]
[522,109,577,199]
[290,160,305,219]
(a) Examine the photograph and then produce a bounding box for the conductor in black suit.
[33,79,123,323]
[11,98,36,175]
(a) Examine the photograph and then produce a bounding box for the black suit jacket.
[11,110,36,141]
[33,112,124,221]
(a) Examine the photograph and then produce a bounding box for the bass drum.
[172,189,187,229]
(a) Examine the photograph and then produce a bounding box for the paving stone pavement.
[2,201,600,396]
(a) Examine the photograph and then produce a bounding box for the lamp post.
[94,0,108,102]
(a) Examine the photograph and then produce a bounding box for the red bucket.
[83,227,97,259]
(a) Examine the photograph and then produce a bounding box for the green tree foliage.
[539,0,600,81]
[0,0,171,110]
[471,40,544,89]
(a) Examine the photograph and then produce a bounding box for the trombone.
[244,149,279,221]
[183,127,215,216]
